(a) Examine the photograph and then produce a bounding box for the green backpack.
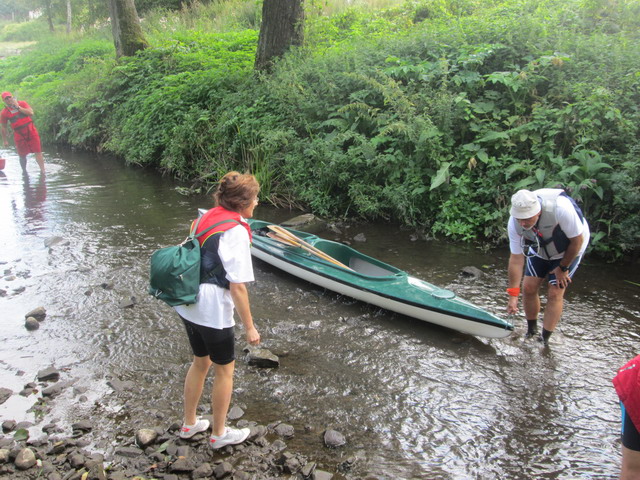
[148,217,238,307]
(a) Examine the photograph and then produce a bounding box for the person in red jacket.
[0,91,45,174]
[613,355,640,479]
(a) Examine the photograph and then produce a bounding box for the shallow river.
[0,149,639,479]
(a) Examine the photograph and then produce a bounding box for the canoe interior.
[251,220,403,278]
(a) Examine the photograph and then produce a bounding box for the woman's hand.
[245,326,260,346]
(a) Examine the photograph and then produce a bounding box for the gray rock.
[15,447,37,470]
[192,462,214,478]
[118,296,136,309]
[42,382,68,398]
[2,420,16,433]
[313,471,334,480]
[353,233,367,242]
[460,266,483,279]
[25,307,46,321]
[213,461,233,478]
[135,428,158,448]
[25,317,39,331]
[301,462,316,478]
[227,405,244,420]
[244,348,280,368]
[169,456,195,472]
[71,421,92,433]
[0,388,12,405]
[44,236,66,248]
[323,429,346,448]
[274,423,295,438]
[37,367,60,382]
[0,449,9,463]
[107,378,135,392]
[67,452,85,468]
[114,446,143,458]
[281,214,317,227]
[86,462,107,480]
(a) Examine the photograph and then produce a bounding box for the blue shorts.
[622,403,640,451]
[180,317,235,365]
[525,254,582,287]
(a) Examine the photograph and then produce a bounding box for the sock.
[541,328,553,343]
[527,319,538,335]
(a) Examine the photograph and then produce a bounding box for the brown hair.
[214,171,260,213]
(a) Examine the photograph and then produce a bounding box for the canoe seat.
[349,257,395,277]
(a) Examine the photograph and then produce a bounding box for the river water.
[0,149,639,479]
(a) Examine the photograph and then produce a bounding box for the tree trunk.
[255,0,304,72]
[66,0,72,34]
[45,0,55,32]
[108,0,149,58]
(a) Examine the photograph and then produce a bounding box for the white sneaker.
[209,427,250,449]
[179,417,210,439]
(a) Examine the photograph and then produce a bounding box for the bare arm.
[229,282,260,345]
[553,234,584,288]
[507,253,525,314]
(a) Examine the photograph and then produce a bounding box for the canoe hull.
[248,219,513,339]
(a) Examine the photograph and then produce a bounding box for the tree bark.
[108,0,149,58]
[66,0,72,34]
[45,0,55,32]
[255,0,304,72]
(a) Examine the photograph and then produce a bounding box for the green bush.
[0,0,637,260]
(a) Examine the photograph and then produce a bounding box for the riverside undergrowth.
[0,0,638,260]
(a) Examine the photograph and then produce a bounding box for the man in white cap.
[506,188,590,345]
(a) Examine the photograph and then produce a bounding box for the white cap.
[510,190,541,219]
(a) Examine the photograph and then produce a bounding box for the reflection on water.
[0,148,638,478]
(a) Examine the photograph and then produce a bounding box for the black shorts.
[180,317,235,365]
[622,403,640,451]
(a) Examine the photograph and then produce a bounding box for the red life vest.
[613,355,640,430]
[193,206,252,245]
[192,206,252,289]
[3,102,34,132]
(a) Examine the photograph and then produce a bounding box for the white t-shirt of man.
[175,223,254,329]
[508,195,590,260]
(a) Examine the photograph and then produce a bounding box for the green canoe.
[249,219,513,339]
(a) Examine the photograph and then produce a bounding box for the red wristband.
[506,287,520,297]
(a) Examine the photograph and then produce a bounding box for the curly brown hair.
[214,171,260,213]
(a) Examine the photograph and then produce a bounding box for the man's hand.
[554,266,572,289]
[507,296,519,314]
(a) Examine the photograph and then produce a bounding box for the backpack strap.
[196,219,244,284]
[189,218,240,240]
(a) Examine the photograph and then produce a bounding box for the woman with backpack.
[175,171,261,449]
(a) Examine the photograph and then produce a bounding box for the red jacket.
[613,355,640,430]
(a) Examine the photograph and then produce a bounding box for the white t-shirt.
[508,195,590,260]
[174,223,254,329]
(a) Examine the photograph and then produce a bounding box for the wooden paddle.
[267,225,353,271]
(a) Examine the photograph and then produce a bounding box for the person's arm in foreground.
[230,282,260,345]
[507,253,525,314]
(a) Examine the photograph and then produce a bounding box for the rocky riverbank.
[0,308,356,480]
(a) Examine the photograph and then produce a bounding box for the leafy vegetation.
[0,0,638,260]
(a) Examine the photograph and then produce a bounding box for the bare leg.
[183,355,212,425]
[522,276,543,323]
[620,445,640,480]
[542,283,566,332]
[35,152,45,174]
[211,361,235,436]
[19,155,27,171]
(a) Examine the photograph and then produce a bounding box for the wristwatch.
[559,264,569,272]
